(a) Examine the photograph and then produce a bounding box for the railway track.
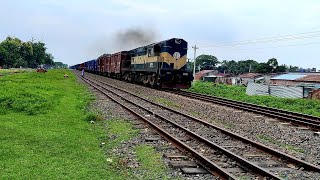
[78,73,320,179]
[163,89,320,131]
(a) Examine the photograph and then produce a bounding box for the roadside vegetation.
[257,135,305,153]
[155,97,181,109]
[0,70,172,179]
[188,81,320,117]
[0,68,31,76]
[0,70,107,179]
[102,119,172,179]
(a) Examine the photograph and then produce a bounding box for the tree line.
[191,54,300,74]
[0,36,54,68]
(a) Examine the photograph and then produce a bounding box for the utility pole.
[192,45,198,81]
[249,64,252,73]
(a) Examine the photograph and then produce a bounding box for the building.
[271,74,320,86]
[202,73,234,84]
[194,70,217,80]
[238,73,263,85]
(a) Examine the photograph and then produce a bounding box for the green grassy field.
[188,81,320,117]
[0,69,31,77]
[0,70,172,179]
[0,70,107,179]
[102,119,171,179]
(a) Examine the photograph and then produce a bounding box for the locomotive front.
[159,38,193,89]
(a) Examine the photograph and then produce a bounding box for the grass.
[101,119,138,179]
[0,69,180,179]
[154,97,181,109]
[239,176,251,180]
[188,81,320,117]
[103,119,173,179]
[104,118,139,150]
[222,122,235,129]
[257,135,305,153]
[190,111,201,117]
[135,145,169,179]
[0,69,107,179]
[0,68,31,76]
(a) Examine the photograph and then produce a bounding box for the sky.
[1,0,320,70]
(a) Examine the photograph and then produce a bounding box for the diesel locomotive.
[71,38,194,89]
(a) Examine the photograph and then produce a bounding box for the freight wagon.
[71,38,193,89]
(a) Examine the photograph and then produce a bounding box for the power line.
[199,30,320,48]
[215,41,320,52]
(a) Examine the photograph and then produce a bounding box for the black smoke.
[86,27,160,58]
[114,27,158,50]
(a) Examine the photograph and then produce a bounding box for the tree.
[288,65,299,72]
[31,41,47,67]
[237,60,259,74]
[1,37,28,68]
[0,44,8,67]
[217,59,260,74]
[44,53,54,65]
[0,36,54,68]
[255,63,272,73]
[186,61,193,71]
[53,62,68,69]
[267,58,278,72]
[195,54,219,70]
[276,64,286,72]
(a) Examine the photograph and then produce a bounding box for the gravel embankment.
[81,78,217,180]
[87,74,320,168]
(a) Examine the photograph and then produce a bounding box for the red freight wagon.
[97,54,109,75]
[79,63,85,70]
[97,55,103,74]
[110,53,117,74]
[106,54,111,76]
[110,51,128,77]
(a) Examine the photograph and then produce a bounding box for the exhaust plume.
[114,27,158,50]
[86,26,160,58]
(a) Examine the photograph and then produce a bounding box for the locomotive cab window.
[147,48,152,57]
[154,45,160,56]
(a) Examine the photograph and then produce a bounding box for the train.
[70,38,194,89]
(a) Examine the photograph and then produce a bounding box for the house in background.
[238,73,263,85]
[202,73,234,84]
[270,74,320,86]
[270,73,320,99]
[194,70,218,80]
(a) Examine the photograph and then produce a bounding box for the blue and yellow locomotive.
[71,38,193,89]
[127,38,193,88]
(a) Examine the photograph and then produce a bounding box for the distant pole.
[192,45,198,81]
[249,64,252,73]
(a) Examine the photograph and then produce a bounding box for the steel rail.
[83,74,320,173]
[80,77,238,180]
[82,76,283,179]
[163,90,320,130]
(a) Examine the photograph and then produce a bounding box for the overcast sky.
[1,0,320,70]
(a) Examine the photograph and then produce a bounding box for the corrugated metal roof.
[239,73,261,78]
[296,75,320,82]
[203,74,231,78]
[271,74,307,80]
